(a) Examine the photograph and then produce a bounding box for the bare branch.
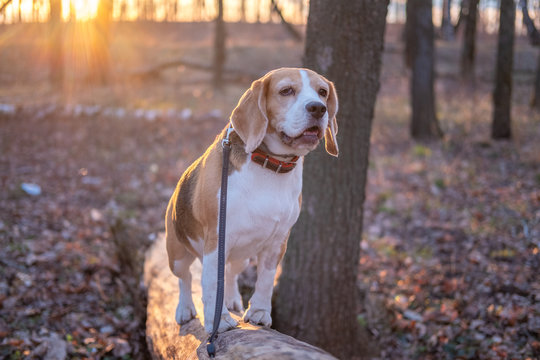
[270,0,303,42]
[0,0,13,13]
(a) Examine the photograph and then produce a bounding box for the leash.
[206,125,233,358]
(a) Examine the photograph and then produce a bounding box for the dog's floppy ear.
[324,80,339,157]
[230,74,270,153]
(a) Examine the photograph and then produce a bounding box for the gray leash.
[207,126,233,357]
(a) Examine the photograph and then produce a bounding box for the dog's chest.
[223,159,302,258]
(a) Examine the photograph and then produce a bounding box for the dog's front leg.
[242,251,279,327]
[201,248,238,333]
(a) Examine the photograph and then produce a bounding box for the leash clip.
[222,125,233,149]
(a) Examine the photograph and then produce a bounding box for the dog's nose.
[305,101,326,119]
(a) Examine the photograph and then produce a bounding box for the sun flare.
[64,0,99,21]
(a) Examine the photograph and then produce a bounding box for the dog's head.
[230,67,339,157]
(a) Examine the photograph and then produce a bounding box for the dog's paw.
[175,302,196,325]
[225,295,244,313]
[242,307,272,327]
[205,312,238,333]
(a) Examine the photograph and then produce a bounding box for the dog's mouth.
[280,126,323,146]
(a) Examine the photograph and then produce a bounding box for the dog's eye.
[318,88,328,97]
[279,87,294,96]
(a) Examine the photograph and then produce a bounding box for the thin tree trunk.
[212,0,225,89]
[49,0,63,87]
[519,0,540,45]
[492,0,515,139]
[273,0,389,358]
[240,0,246,22]
[90,0,113,84]
[441,0,454,40]
[461,0,478,80]
[255,0,260,23]
[410,0,442,139]
[404,0,414,68]
[533,52,540,110]
[17,0,22,22]
[454,0,467,34]
[69,0,76,22]
[32,0,37,22]
[519,0,540,109]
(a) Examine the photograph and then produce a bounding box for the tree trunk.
[17,0,22,22]
[212,0,225,89]
[240,0,246,22]
[49,0,63,87]
[519,0,540,46]
[533,51,540,110]
[32,0,37,22]
[255,0,260,23]
[519,0,540,110]
[273,0,389,358]
[404,0,413,68]
[441,0,454,40]
[492,0,515,139]
[461,0,478,80]
[89,0,113,84]
[69,0,76,22]
[409,0,442,139]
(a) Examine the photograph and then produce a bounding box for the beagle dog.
[165,67,338,333]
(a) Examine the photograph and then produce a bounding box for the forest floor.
[0,22,539,359]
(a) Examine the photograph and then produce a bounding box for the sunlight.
[63,0,99,21]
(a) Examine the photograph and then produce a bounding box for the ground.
[0,22,539,359]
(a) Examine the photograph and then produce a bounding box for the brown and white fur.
[165,67,338,333]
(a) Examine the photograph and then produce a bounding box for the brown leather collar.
[251,148,299,173]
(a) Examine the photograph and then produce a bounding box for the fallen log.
[144,235,338,360]
[128,58,260,84]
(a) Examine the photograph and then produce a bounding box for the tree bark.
[144,236,338,360]
[273,1,389,358]
[492,0,515,139]
[461,0,478,80]
[409,0,442,139]
[49,0,63,87]
[441,0,454,40]
[212,0,226,89]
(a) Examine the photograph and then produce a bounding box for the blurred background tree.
[461,0,479,81]
[48,0,63,86]
[492,0,516,139]
[406,0,442,139]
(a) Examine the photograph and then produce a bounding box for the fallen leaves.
[0,109,223,359]
[361,87,540,359]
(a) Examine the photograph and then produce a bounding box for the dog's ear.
[324,80,339,157]
[230,75,270,153]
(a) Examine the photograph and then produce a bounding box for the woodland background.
[0,0,539,359]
